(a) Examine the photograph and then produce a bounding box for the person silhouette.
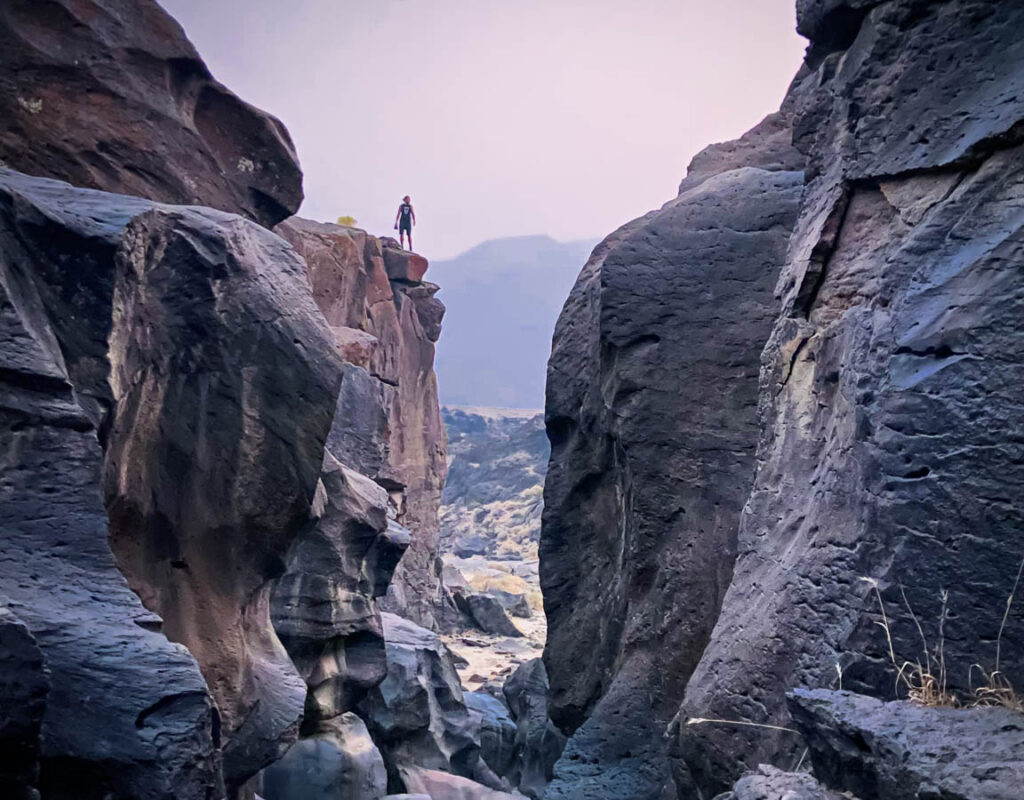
[394,195,416,250]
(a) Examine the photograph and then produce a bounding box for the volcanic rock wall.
[0,0,302,227]
[275,218,448,631]
[540,108,806,798]
[542,1,1024,798]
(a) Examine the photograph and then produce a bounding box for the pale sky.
[160,0,806,259]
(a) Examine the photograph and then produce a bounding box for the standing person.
[394,195,416,250]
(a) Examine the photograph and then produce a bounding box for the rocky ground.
[438,409,550,687]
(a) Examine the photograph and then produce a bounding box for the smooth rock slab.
[789,689,1024,800]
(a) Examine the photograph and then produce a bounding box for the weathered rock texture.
[540,109,805,798]
[0,168,342,797]
[272,455,410,730]
[789,689,1023,800]
[713,765,849,800]
[359,613,501,794]
[275,218,447,630]
[257,713,388,800]
[675,3,1024,794]
[0,0,302,227]
[0,606,49,800]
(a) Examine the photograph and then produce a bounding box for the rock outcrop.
[712,765,848,800]
[275,218,448,630]
[0,0,302,227]
[674,3,1024,793]
[257,713,388,800]
[359,613,505,794]
[540,109,805,797]
[789,689,1023,800]
[501,659,565,799]
[542,4,1024,799]
[0,165,341,797]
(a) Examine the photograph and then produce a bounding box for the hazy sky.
[161,0,806,259]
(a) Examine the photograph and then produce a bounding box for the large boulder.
[539,108,805,797]
[257,713,388,800]
[0,168,343,794]
[358,613,500,792]
[453,589,523,638]
[399,766,524,800]
[276,218,448,629]
[466,692,519,780]
[675,3,1024,793]
[789,689,1024,800]
[0,0,302,227]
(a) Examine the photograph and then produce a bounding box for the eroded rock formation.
[540,109,805,797]
[0,165,342,797]
[275,219,448,631]
[0,0,302,227]
[541,2,1024,799]
[674,2,1024,793]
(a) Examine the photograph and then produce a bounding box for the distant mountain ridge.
[432,235,599,409]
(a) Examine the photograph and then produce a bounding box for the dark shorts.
[399,217,412,233]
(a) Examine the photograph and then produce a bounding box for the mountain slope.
[432,235,599,409]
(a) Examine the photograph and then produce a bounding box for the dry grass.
[862,556,1024,711]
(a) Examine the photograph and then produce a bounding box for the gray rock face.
[272,455,410,728]
[0,168,343,796]
[466,692,519,779]
[789,689,1024,800]
[399,766,524,800]
[0,607,49,800]
[0,0,302,227]
[276,218,448,630]
[359,613,492,792]
[675,4,1024,794]
[257,713,387,800]
[502,659,564,799]
[539,110,805,797]
[712,765,849,800]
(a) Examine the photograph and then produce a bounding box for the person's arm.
[411,205,417,225]
[394,207,401,228]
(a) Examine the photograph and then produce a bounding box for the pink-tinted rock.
[383,247,430,283]
[0,0,303,227]
[276,217,447,629]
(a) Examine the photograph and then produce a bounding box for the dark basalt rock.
[0,607,49,800]
[256,713,388,800]
[358,613,503,794]
[272,454,411,729]
[276,218,448,631]
[453,589,523,638]
[712,765,849,800]
[540,109,805,798]
[675,3,1024,794]
[0,167,343,796]
[502,659,565,800]
[0,0,303,227]
[789,689,1024,800]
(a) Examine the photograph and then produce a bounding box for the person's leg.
[407,230,413,251]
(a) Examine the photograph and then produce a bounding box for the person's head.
[403,195,411,204]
